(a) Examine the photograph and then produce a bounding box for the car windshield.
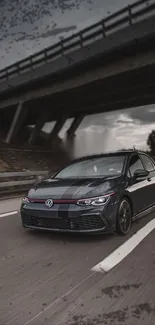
[55,155,126,179]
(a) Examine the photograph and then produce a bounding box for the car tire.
[116,198,132,236]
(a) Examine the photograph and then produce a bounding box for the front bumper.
[21,198,117,234]
[21,212,110,233]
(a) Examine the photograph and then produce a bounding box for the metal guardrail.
[0,0,155,83]
[0,170,48,195]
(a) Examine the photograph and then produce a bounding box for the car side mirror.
[133,169,149,179]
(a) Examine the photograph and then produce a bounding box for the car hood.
[28,176,122,200]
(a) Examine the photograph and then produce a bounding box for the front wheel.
[116,198,132,236]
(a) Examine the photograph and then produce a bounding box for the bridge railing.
[0,170,48,196]
[0,0,155,83]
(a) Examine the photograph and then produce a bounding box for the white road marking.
[92,218,155,273]
[0,211,18,218]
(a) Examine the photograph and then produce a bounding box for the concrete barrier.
[0,170,48,195]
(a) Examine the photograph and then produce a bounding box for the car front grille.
[70,215,104,230]
[22,214,104,231]
[22,214,70,229]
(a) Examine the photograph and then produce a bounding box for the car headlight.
[22,197,29,204]
[77,194,113,207]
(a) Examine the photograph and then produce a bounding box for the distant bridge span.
[0,0,155,145]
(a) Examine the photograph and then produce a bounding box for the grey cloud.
[124,105,155,124]
[0,0,140,68]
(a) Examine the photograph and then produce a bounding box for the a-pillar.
[48,117,66,141]
[5,101,27,144]
[28,111,49,145]
[67,115,84,139]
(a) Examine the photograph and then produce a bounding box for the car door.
[126,153,150,214]
[139,153,155,208]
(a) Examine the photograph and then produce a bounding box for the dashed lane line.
[0,211,18,218]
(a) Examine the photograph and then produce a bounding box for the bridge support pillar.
[5,101,27,144]
[48,117,66,142]
[67,115,84,139]
[28,112,48,145]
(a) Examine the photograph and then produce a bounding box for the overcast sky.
[0,0,149,68]
[42,104,155,157]
[0,0,154,157]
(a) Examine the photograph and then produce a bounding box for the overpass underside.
[1,5,155,146]
[1,27,155,146]
[1,61,155,146]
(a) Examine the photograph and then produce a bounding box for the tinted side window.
[128,154,144,177]
[140,154,154,172]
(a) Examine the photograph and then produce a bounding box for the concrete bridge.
[0,0,155,145]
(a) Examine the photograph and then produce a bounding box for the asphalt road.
[0,198,155,325]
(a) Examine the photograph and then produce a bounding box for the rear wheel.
[116,198,132,235]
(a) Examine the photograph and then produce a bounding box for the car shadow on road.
[26,228,116,243]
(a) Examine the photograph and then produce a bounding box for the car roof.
[70,149,147,164]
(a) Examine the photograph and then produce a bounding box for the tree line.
[147,130,155,157]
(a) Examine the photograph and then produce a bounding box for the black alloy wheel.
[116,198,132,235]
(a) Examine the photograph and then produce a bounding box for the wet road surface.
[0,198,154,325]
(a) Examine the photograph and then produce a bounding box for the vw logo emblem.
[45,199,53,208]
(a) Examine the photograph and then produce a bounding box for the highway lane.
[30,230,155,325]
[0,197,22,214]
[0,198,155,325]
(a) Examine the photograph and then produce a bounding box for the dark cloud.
[128,105,155,124]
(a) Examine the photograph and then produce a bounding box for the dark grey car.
[21,150,155,235]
